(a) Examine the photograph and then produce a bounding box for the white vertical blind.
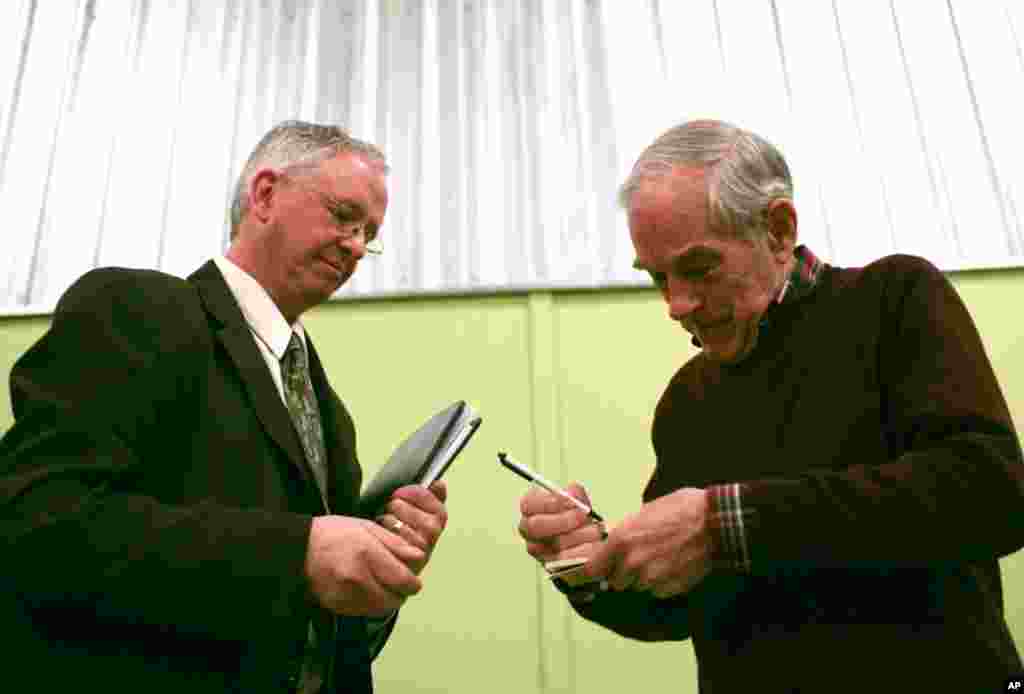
[1,0,1022,315]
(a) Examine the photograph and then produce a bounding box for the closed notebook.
[357,400,482,518]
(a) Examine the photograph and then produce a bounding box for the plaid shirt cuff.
[707,484,753,572]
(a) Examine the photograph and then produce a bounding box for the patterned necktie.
[281,333,334,694]
[281,333,329,509]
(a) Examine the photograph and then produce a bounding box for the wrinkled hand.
[582,487,712,599]
[305,515,425,617]
[375,481,448,575]
[518,482,605,564]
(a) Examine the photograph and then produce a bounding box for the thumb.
[582,531,616,580]
[565,481,592,506]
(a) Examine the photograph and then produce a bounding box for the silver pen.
[498,452,603,523]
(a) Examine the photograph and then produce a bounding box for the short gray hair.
[229,120,387,238]
[618,119,793,241]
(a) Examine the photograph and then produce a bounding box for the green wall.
[2,271,1023,693]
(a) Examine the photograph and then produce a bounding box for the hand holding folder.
[357,401,482,518]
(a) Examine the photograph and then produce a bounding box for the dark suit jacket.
[0,261,388,693]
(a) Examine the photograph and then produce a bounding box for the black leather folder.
[357,400,482,517]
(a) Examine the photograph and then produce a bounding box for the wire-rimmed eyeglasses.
[280,171,384,256]
[314,191,383,256]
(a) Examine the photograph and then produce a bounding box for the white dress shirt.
[213,256,308,406]
[213,256,331,507]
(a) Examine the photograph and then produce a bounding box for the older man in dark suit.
[0,121,446,693]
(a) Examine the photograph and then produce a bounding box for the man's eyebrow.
[323,195,366,219]
[632,245,721,272]
[675,245,721,263]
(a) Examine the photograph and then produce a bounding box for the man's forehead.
[630,167,707,217]
[634,165,706,195]
[629,166,713,266]
[320,152,388,203]
[321,151,386,177]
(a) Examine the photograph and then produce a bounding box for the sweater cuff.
[551,576,608,604]
[707,483,754,572]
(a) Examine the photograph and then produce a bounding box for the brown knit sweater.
[572,254,1024,693]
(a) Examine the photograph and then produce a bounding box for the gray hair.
[618,119,793,241]
[229,120,387,238]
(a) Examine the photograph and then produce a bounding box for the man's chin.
[700,331,757,365]
[704,347,741,364]
[317,262,354,291]
[332,270,353,289]
[305,275,351,307]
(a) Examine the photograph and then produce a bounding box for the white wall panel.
[2,0,1022,314]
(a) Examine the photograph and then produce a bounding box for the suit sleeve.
[0,269,315,643]
[740,257,1024,567]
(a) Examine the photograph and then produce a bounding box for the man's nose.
[340,232,367,260]
[665,277,702,322]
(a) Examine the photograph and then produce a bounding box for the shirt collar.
[775,244,825,306]
[213,256,306,360]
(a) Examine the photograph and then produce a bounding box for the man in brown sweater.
[518,119,1024,692]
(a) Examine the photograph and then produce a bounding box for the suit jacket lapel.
[188,260,322,505]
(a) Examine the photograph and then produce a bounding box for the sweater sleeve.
[739,257,1024,567]
[0,269,315,642]
[563,586,693,642]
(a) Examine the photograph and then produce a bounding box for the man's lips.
[689,318,731,334]
[318,257,348,275]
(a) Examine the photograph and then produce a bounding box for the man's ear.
[247,168,282,224]
[765,199,798,256]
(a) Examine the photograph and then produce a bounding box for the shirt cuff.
[707,483,753,572]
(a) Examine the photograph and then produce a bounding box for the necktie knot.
[283,332,306,370]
